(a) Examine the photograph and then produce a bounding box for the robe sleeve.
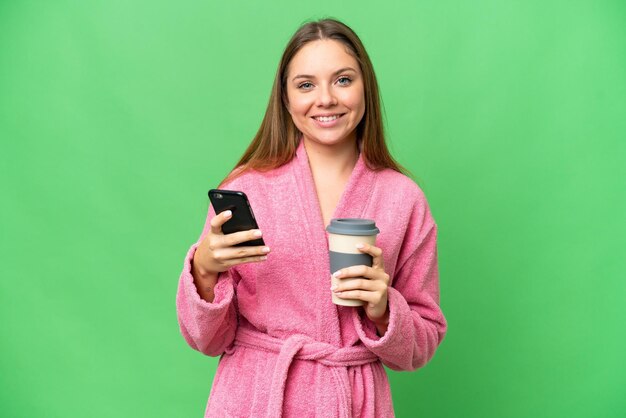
[352,194,447,371]
[176,205,239,357]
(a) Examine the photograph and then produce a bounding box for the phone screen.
[208,189,265,246]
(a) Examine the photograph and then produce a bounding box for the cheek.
[286,96,309,118]
[341,84,365,112]
[285,97,310,132]
[345,91,365,119]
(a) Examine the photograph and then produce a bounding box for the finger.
[332,278,381,293]
[333,289,380,305]
[332,265,369,279]
[333,265,388,281]
[213,245,271,262]
[357,243,386,270]
[356,242,383,259]
[210,210,232,235]
[222,254,268,267]
[220,229,264,247]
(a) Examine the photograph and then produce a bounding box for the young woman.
[176,18,447,417]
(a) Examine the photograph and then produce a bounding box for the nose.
[316,84,337,107]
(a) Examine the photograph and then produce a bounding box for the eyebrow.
[291,67,357,82]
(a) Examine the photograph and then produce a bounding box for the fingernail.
[223,210,232,218]
[356,243,365,249]
[261,246,270,253]
[332,271,341,278]
[330,285,338,291]
[260,256,267,261]
[253,230,262,237]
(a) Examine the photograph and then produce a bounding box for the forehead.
[288,39,360,76]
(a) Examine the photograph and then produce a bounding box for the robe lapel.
[331,149,376,221]
[291,141,377,346]
[293,141,377,237]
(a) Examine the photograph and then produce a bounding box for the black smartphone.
[208,189,265,247]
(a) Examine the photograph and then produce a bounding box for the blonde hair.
[224,18,404,183]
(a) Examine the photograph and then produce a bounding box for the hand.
[194,210,271,276]
[331,243,390,329]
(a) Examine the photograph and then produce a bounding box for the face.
[285,39,365,149]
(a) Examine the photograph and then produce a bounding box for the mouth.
[312,113,345,123]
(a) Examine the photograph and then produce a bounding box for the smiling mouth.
[312,114,344,122]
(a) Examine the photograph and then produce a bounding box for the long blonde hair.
[224,18,405,183]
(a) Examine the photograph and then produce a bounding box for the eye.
[298,81,314,90]
[336,76,352,86]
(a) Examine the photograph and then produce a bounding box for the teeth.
[315,115,340,122]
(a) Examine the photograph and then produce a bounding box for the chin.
[303,131,354,145]
[309,138,354,148]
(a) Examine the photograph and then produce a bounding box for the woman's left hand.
[331,243,390,334]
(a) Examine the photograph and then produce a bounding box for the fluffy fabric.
[176,141,447,417]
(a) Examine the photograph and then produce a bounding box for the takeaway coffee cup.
[326,218,380,306]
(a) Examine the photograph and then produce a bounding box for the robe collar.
[291,139,378,345]
[292,139,376,245]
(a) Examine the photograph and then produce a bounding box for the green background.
[1,1,625,417]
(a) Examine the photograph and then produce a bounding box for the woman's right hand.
[193,210,270,275]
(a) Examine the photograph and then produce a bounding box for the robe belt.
[231,326,379,418]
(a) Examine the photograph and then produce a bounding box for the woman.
[177,18,447,417]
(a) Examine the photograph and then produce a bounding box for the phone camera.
[214,193,223,199]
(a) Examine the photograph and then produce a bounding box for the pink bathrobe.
[177,142,447,417]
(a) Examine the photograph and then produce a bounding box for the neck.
[302,138,359,177]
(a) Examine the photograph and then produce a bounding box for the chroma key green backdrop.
[1,1,625,417]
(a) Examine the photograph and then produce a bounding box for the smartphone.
[208,189,265,247]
